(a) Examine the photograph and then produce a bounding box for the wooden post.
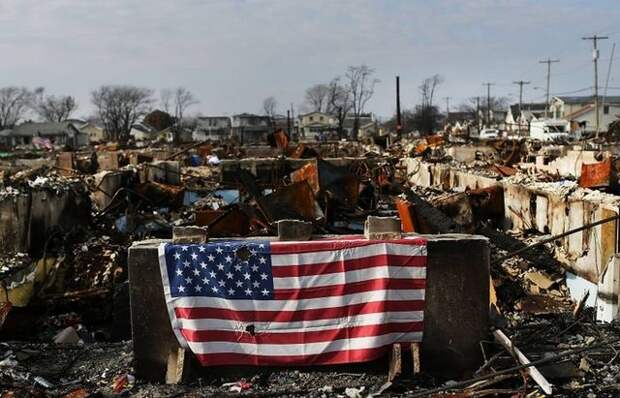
[411,343,421,374]
[166,347,191,384]
[388,343,402,382]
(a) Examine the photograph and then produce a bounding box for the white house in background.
[193,116,232,141]
[549,96,620,133]
[298,111,338,140]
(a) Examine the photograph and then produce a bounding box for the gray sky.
[1,0,619,119]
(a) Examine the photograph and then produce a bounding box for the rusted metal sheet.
[258,181,321,222]
[580,159,611,188]
[395,199,417,232]
[290,162,320,193]
[490,164,517,177]
[273,130,289,149]
[196,207,251,236]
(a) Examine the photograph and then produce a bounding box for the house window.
[309,116,314,122]
[320,116,324,121]
[604,105,609,115]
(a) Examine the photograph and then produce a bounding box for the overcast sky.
[1,0,619,119]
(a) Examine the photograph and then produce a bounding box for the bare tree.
[0,87,36,129]
[345,65,378,139]
[326,78,352,138]
[91,85,154,142]
[263,96,277,118]
[419,74,444,108]
[173,88,198,128]
[32,93,78,122]
[304,84,330,113]
[160,89,173,114]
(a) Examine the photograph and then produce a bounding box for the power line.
[512,80,530,113]
[482,83,495,126]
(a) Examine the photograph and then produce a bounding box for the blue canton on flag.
[163,240,274,300]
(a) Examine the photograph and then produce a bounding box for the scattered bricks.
[172,226,208,244]
[364,216,401,240]
[277,219,313,241]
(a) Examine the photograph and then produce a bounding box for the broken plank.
[411,343,421,374]
[388,343,402,382]
[493,329,553,395]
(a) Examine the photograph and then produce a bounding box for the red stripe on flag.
[195,346,394,366]
[180,321,423,344]
[273,278,425,300]
[270,239,427,254]
[271,254,426,277]
[175,300,424,322]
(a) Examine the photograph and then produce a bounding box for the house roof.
[10,121,79,137]
[555,96,620,105]
[564,104,594,120]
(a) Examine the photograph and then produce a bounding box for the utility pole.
[539,58,560,118]
[582,34,608,137]
[443,96,451,116]
[396,76,402,137]
[286,110,291,136]
[513,80,530,135]
[482,83,495,126]
[290,103,295,138]
[475,96,480,128]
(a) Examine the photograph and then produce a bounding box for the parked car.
[479,128,501,140]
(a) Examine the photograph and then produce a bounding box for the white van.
[529,119,570,142]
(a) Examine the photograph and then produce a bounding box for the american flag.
[159,237,427,366]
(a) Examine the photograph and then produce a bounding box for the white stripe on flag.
[273,265,425,289]
[177,311,424,333]
[170,288,424,312]
[187,331,423,356]
[270,243,427,266]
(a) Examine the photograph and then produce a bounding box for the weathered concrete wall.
[128,235,489,381]
[406,158,620,284]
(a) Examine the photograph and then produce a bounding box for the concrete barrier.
[128,234,489,381]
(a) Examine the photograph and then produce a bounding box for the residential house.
[343,113,375,138]
[549,96,620,133]
[506,103,546,134]
[193,116,232,141]
[77,122,106,143]
[298,111,337,140]
[0,121,89,148]
[231,113,271,145]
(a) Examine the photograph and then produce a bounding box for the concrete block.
[364,216,401,239]
[277,219,313,241]
[172,226,208,244]
[128,234,489,380]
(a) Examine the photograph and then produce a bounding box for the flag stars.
[235,280,244,288]
[173,252,181,260]
[245,288,252,296]
[215,246,223,254]
[185,276,192,284]
[261,289,269,296]
[207,254,215,262]
[211,286,219,293]
[175,268,183,276]
[191,252,198,260]
[228,288,235,295]
[251,264,259,272]
[225,272,234,280]
[202,277,209,285]
[183,260,190,268]
[194,285,202,292]
[260,272,268,280]
[209,271,217,278]
[252,281,260,288]
[192,269,200,276]
[181,246,189,251]
[259,257,266,264]
[218,280,226,287]
[178,285,185,293]
[234,264,242,272]
[217,263,225,271]
[198,246,206,253]
[243,272,251,280]
[224,255,233,263]
[200,262,207,269]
